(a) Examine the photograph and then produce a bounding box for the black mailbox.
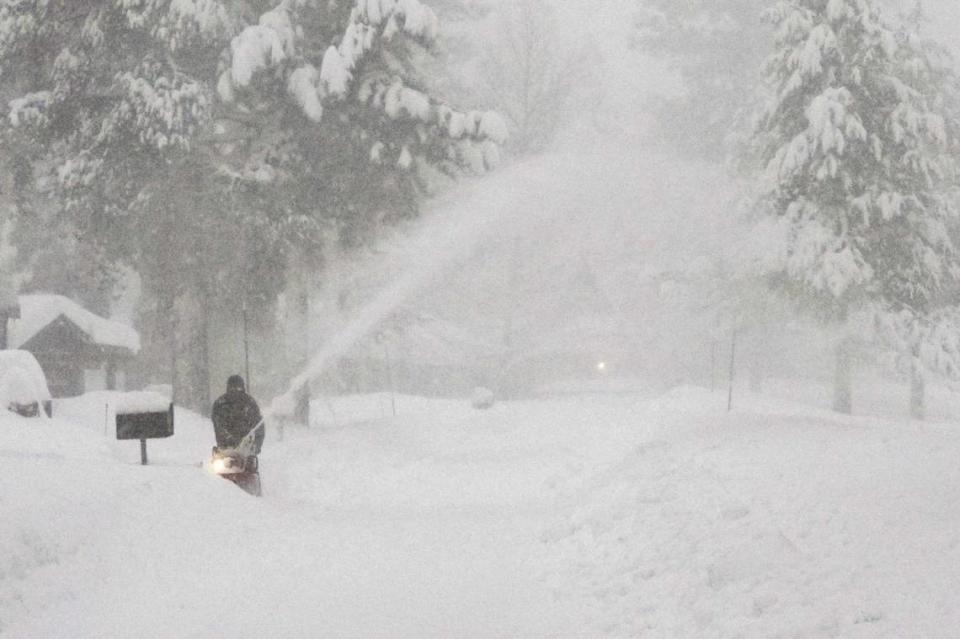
[116,403,174,440]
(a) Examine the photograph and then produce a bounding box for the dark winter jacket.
[212,389,264,454]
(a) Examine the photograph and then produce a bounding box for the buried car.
[0,350,53,417]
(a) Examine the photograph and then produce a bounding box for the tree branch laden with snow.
[218,0,505,177]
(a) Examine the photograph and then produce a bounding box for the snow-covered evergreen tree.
[753,0,960,414]
[872,3,960,419]
[215,1,505,187]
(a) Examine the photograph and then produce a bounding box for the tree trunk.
[196,303,212,417]
[910,360,925,421]
[709,339,718,391]
[168,295,178,406]
[297,258,311,424]
[727,329,737,412]
[496,238,522,399]
[748,327,767,394]
[294,381,310,426]
[748,354,763,394]
[832,338,853,414]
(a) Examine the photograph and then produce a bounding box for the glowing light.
[597,361,607,372]
[211,458,228,474]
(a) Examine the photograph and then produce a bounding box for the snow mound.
[542,389,960,636]
[471,386,495,409]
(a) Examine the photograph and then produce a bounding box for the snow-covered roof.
[0,349,52,404]
[9,294,140,354]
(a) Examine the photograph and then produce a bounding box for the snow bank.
[53,391,171,434]
[52,392,215,468]
[0,409,254,637]
[471,386,495,409]
[0,409,120,630]
[9,294,140,353]
[542,388,960,637]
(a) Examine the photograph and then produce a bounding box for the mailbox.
[116,403,174,440]
[112,392,175,465]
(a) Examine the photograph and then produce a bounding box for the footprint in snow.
[752,593,778,617]
[721,505,750,521]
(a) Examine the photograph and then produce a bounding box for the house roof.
[9,294,140,354]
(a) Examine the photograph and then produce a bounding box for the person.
[211,374,265,454]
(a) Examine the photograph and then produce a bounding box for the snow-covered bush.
[471,387,495,410]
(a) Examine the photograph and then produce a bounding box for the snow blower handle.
[236,419,265,458]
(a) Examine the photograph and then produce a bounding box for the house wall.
[33,350,84,398]
[21,316,133,398]
[82,364,128,393]
[84,367,107,392]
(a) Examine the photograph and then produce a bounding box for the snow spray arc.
[268,157,569,420]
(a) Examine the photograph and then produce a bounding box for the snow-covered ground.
[2,385,960,637]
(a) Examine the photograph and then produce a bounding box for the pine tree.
[753,0,960,414]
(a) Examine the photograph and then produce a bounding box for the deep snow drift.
[3,385,960,637]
